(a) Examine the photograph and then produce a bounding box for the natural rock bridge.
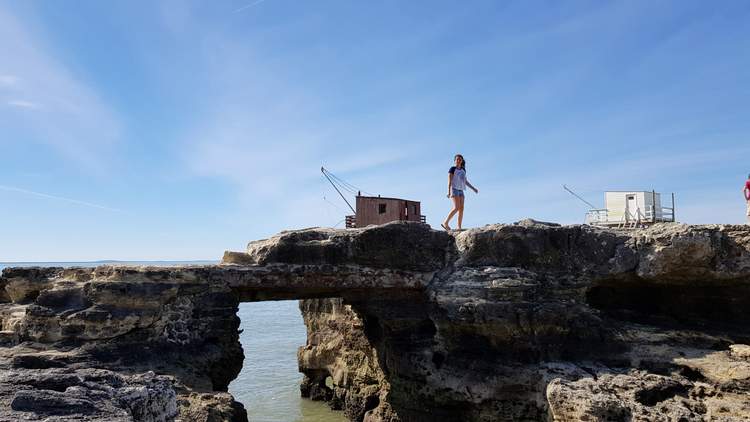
[1,221,750,421]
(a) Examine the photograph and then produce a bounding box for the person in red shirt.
[744,174,750,223]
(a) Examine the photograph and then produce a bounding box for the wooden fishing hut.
[321,167,427,229]
[345,195,426,228]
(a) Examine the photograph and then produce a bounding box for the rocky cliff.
[0,265,246,422]
[1,221,749,421]
[297,298,396,421]
[293,221,750,421]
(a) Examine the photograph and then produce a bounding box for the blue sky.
[1,0,749,261]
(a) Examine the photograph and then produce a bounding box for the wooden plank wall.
[355,197,424,227]
[405,201,421,222]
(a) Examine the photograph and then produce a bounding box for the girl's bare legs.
[457,195,465,230]
[443,196,460,229]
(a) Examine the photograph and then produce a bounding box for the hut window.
[379,203,387,214]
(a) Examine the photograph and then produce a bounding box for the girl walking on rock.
[442,154,478,231]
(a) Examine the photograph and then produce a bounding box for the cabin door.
[626,195,638,221]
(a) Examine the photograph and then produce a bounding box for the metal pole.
[672,193,675,222]
[321,167,356,214]
[563,185,598,209]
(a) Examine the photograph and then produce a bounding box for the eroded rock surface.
[0,265,246,422]
[298,298,399,422]
[2,221,750,421]
[291,222,750,421]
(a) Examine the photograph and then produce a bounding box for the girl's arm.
[466,180,479,194]
[447,173,453,197]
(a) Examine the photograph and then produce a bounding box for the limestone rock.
[546,371,697,421]
[298,298,398,421]
[0,368,177,421]
[296,222,750,421]
[241,222,453,272]
[0,267,61,303]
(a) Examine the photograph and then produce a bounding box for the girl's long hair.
[455,154,466,170]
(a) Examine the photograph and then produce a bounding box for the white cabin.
[585,191,675,228]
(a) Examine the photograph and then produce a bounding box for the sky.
[1,0,749,261]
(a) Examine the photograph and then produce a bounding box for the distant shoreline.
[0,260,217,266]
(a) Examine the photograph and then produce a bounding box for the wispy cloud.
[233,0,267,13]
[169,0,750,232]
[171,12,420,226]
[0,74,18,87]
[0,185,124,212]
[0,7,121,170]
[6,99,40,109]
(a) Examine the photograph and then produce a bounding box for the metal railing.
[662,206,675,222]
[584,209,609,225]
[643,206,676,223]
[586,207,675,227]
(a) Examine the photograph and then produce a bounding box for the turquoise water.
[0,262,346,422]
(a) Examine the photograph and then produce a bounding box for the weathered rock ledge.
[2,221,750,421]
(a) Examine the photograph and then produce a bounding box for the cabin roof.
[357,195,420,203]
[605,191,661,194]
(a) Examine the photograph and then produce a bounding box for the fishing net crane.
[321,166,356,214]
[563,184,598,209]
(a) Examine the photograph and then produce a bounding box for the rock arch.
[2,221,750,421]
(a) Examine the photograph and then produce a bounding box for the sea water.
[232,301,347,422]
[0,262,346,422]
